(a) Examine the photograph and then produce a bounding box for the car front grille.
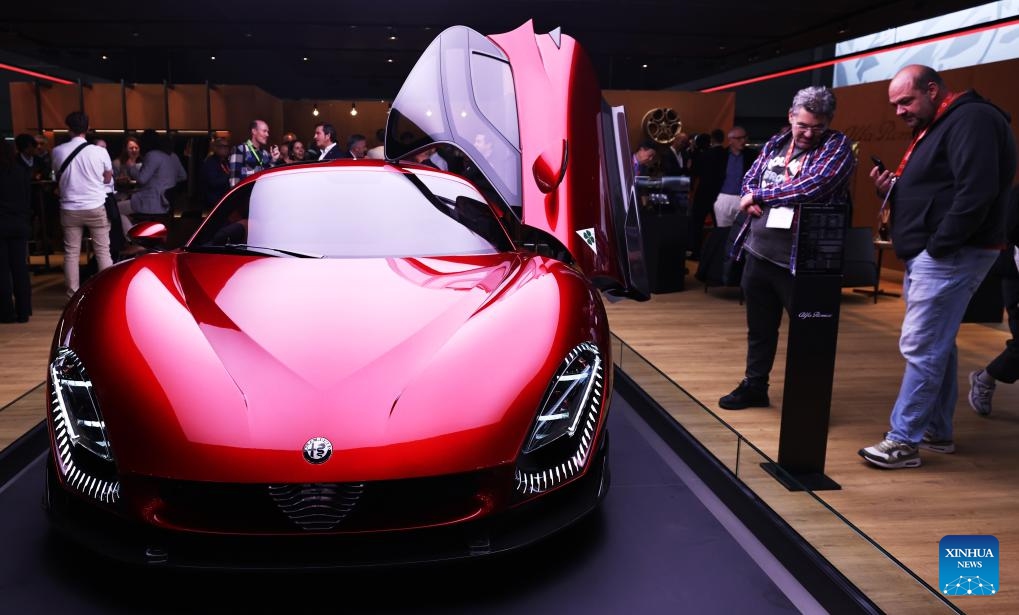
[267,483,364,531]
[135,468,514,535]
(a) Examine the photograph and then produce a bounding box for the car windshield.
[187,165,510,258]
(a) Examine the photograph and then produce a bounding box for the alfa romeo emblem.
[303,437,333,464]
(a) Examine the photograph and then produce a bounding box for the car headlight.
[49,347,120,504]
[516,342,604,495]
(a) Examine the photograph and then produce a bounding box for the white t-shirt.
[51,136,113,211]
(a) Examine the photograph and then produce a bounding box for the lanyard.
[245,140,263,166]
[894,91,960,177]
[783,136,810,181]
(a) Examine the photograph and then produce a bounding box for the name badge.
[766,206,794,229]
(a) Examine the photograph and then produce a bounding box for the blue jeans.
[888,247,999,444]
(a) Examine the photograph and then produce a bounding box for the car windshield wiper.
[186,244,323,258]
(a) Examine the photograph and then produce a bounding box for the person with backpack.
[49,111,114,298]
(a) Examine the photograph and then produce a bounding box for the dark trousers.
[687,199,715,257]
[0,235,31,322]
[987,275,1019,383]
[741,253,794,387]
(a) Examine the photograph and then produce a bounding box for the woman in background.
[113,135,142,201]
[285,139,306,164]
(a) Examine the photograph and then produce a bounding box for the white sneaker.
[858,438,921,469]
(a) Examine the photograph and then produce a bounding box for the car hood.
[69,252,599,483]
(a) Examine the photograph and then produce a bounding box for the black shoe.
[719,380,770,410]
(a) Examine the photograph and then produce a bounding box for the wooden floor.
[3,256,1016,614]
[606,264,1018,615]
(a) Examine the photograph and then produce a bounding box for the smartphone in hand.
[870,155,886,173]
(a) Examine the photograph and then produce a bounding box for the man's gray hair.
[789,86,837,119]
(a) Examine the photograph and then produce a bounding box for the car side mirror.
[127,221,169,250]
[532,139,568,193]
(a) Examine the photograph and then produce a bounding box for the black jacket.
[0,164,32,239]
[890,90,1017,260]
[320,144,346,160]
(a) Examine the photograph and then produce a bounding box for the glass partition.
[613,333,961,615]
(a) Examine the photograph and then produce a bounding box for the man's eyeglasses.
[793,123,827,134]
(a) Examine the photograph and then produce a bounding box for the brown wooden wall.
[9,80,731,158]
[604,89,735,152]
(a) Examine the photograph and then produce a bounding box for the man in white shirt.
[50,111,114,298]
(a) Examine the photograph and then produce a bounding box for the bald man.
[859,64,1017,469]
[228,119,281,187]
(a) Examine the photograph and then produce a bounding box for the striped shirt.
[228,140,274,187]
[741,128,856,269]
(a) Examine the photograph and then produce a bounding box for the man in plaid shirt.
[228,119,281,187]
[718,86,855,411]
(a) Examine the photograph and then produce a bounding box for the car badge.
[303,437,333,464]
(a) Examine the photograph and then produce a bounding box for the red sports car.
[44,21,648,568]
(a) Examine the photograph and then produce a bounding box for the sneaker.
[719,380,770,410]
[858,438,921,469]
[919,432,955,454]
[968,369,994,416]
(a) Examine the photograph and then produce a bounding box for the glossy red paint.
[45,23,627,561]
[53,249,608,485]
[490,21,626,291]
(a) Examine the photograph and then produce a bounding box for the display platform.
[0,385,879,614]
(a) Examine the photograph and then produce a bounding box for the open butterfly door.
[387,21,648,301]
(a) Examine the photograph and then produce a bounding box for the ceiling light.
[302,56,309,62]
[642,64,648,69]
[312,104,319,117]
[350,102,358,117]
[389,35,398,41]
[101,55,108,61]
[387,58,394,63]
[210,56,216,61]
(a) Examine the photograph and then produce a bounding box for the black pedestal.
[775,273,843,491]
[639,206,687,293]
